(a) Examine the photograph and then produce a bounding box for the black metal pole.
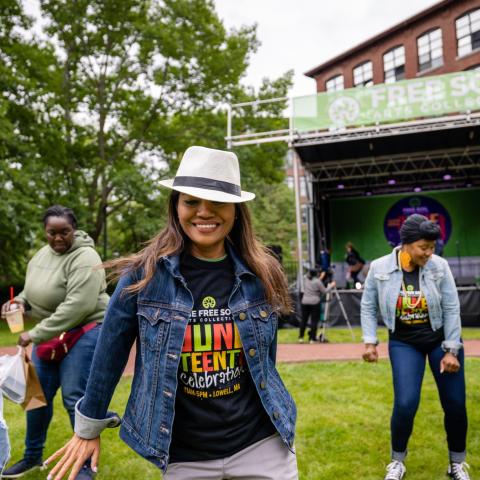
[456,240,462,279]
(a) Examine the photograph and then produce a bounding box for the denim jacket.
[361,248,462,351]
[74,244,296,472]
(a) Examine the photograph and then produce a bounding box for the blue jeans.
[24,324,101,460]
[388,339,467,463]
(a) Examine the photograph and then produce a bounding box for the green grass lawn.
[3,359,479,479]
[277,326,480,344]
[2,322,480,348]
[0,319,38,348]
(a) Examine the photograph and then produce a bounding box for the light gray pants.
[164,433,298,480]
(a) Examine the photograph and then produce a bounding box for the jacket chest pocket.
[425,270,444,285]
[373,273,393,316]
[250,305,276,347]
[424,271,444,303]
[137,305,172,351]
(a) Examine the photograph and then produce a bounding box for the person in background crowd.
[1,206,108,480]
[361,214,469,480]
[299,268,335,344]
[45,146,298,480]
[345,242,365,287]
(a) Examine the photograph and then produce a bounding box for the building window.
[383,46,405,83]
[456,9,480,57]
[300,177,307,197]
[325,74,344,92]
[417,28,443,72]
[353,61,373,87]
[301,205,308,224]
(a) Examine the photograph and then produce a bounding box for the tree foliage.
[0,0,296,285]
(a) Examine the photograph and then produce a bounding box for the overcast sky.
[214,0,440,98]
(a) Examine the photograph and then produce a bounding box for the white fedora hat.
[159,146,255,203]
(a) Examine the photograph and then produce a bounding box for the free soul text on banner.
[293,70,480,132]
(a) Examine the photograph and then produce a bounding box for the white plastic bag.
[0,347,26,404]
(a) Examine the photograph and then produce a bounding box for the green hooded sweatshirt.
[16,230,109,344]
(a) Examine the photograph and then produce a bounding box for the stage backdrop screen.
[328,188,480,262]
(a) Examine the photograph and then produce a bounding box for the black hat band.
[173,176,241,197]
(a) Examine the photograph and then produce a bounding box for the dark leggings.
[388,339,467,462]
[299,303,320,341]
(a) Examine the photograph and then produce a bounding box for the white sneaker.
[384,461,406,480]
[298,338,304,344]
[448,462,470,480]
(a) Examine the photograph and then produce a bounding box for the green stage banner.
[293,71,480,132]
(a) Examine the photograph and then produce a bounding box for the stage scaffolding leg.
[306,170,315,268]
[292,148,304,292]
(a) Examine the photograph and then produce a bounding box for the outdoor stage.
[322,287,480,327]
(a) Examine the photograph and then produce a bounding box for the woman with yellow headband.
[361,214,469,480]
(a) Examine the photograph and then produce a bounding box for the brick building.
[306,0,480,92]
[289,0,480,280]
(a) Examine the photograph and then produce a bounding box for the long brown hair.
[105,192,292,313]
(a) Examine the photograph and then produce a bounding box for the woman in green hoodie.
[1,205,109,480]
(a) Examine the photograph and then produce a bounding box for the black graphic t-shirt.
[390,266,444,348]
[169,254,275,463]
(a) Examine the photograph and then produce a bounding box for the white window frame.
[417,28,443,72]
[383,46,405,83]
[325,74,344,92]
[353,61,373,87]
[456,9,480,57]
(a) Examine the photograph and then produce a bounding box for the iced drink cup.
[5,308,24,333]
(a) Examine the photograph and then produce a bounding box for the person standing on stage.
[361,214,469,480]
[345,242,365,287]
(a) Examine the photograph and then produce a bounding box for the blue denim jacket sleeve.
[360,264,379,345]
[439,260,463,351]
[74,271,138,439]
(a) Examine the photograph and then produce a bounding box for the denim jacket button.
[239,312,247,320]
[260,381,266,389]
[248,348,256,357]
[273,411,280,420]
[260,310,268,318]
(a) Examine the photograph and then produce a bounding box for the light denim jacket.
[73,243,296,473]
[361,248,462,351]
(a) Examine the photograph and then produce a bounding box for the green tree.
[0,0,58,284]
[4,0,258,245]
[1,1,296,284]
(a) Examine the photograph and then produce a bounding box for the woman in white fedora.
[45,146,298,480]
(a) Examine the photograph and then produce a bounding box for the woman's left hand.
[440,353,460,374]
[17,332,32,347]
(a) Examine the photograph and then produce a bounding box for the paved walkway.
[2,340,480,376]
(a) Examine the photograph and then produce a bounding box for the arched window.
[417,28,443,71]
[383,46,405,83]
[456,9,480,57]
[325,74,344,92]
[353,61,373,87]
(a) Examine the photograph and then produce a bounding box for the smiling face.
[177,193,236,259]
[404,238,436,268]
[45,216,75,254]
